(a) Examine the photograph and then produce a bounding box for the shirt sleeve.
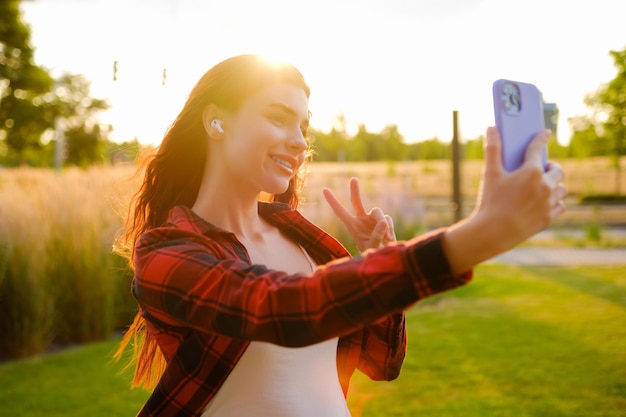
[132,227,472,348]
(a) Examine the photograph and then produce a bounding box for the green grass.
[0,340,149,416]
[348,265,626,417]
[1,265,624,417]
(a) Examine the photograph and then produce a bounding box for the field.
[0,264,624,417]
[0,158,624,413]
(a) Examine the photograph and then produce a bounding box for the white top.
[201,338,351,417]
[202,245,351,417]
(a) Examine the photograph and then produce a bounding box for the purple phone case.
[493,79,547,172]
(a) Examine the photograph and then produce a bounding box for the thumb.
[369,220,388,248]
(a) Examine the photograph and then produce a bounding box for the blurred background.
[1,1,625,416]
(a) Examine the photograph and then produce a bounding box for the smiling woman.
[111,53,566,417]
[114,55,391,417]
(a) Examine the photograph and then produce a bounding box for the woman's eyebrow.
[267,103,310,121]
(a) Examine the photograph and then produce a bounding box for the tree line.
[307,123,573,162]
[1,1,624,171]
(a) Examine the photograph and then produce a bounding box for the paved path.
[489,247,626,266]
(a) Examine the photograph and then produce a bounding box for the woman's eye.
[269,115,285,126]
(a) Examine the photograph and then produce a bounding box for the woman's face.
[220,83,309,196]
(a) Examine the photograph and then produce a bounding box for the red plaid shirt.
[132,203,472,416]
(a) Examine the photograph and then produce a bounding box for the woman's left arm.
[324,178,406,380]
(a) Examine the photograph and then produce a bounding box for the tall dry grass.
[300,158,626,230]
[0,166,137,359]
[0,173,54,359]
[305,157,626,199]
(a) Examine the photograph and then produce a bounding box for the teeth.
[272,156,292,169]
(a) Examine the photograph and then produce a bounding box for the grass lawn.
[0,340,150,416]
[1,264,624,417]
[348,264,626,417]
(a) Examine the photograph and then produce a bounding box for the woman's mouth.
[271,156,294,171]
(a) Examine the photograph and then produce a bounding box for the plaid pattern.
[132,202,472,416]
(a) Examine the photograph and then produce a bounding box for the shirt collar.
[167,202,350,268]
[167,201,299,237]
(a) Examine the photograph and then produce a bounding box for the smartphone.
[492,79,547,172]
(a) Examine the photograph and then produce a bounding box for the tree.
[0,0,110,167]
[407,137,449,160]
[54,73,109,167]
[463,135,484,160]
[567,115,608,158]
[0,0,56,165]
[308,127,348,162]
[350,124,383,161]
[583,47,626,195]
[380,124,407,161]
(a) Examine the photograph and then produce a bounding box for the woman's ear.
[202,105,225,139]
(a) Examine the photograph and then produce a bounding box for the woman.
[115,54,566,416]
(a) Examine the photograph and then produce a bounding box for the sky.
[21,0,626,146]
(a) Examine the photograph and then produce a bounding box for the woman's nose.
[288,128,308,153]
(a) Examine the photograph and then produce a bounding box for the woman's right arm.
[442,127,567,275]
[132,226,470,348]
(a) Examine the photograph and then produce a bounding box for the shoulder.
[135,205,236,261]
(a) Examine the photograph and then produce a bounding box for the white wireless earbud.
[211,119,224,134]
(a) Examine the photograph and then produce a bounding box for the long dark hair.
[114,54,311,389]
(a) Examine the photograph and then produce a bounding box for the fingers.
[523,129,551,170]
[548,181,567,211]
[550,199,567,220]
[543,160,567,214]
[484,127,504,176]
[322,187,352,224]
[324,178,398,250]
[370,207,385,222]
[384,214,396,242]
[368,216,396,248]
[544,161,565,187]
[349,177,367,216]
[367,209,396,247]
[323,177,368,222]
[369,220,389,248]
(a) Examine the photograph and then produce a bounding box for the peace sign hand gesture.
[323,177,396,253]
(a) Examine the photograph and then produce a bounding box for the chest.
[242,231,316,274]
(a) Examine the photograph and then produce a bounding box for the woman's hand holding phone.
[442,126,567,275]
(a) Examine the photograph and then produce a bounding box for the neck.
[191,167,266,238]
